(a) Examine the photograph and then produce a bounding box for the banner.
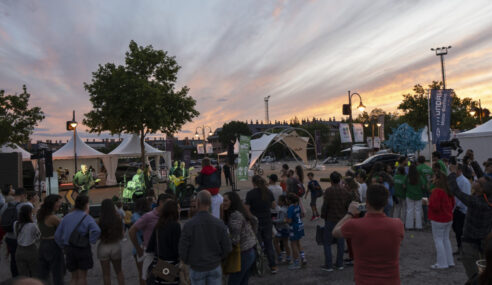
[378,115,385,141]
[430,89,453,142]
[353,124,364,143]
[367,137,381,149]
[205,143,213,154]
[196,144,204,154]
[237,135,250,181]
[339,123,352,143]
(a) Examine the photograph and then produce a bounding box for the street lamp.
[363,117,381,151]
[343,91,365,164]
[66,110,78,172]
[430,46,452,90]
[195,125,213,154]
[469,99,483,124]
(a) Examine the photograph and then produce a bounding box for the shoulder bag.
[152,230,180,282]
[69,215,89,248]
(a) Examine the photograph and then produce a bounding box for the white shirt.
[358,183,367,203]
[268,185,283,203]
[211,194,223,219]
[455,174,471,214]
[14,221,40,247]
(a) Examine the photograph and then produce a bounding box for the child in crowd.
[393,166,407,222]
[115,200,125,220]
[273,195,291,265]
[305,172,322,221]
[356,170,367,203]
[268,174,284,202]
[123,205,132,238]
[286,193,305,270]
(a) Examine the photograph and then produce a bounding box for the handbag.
[151,231,180,282]
[69,215,89,248]
[223,244,241,274]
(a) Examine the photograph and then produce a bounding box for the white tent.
[53,132,107,183]
[107,134,171,185]
[0,144,31,161]
[456,119,492,164]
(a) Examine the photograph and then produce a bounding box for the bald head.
[197,190,211,211]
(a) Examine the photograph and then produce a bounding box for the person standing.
[222,191,257,285]
[146,200,181,285]
[223,162,233,187]
[286,193,305,270]
[196,158,222,219]
[245,175,277,274]
[392,166,407,222]
[130,197,151,285]
[332,184,404,284]
[55,195,101,285]
[267,174,283,202]
[179,190,232,285]
[97,199,125,285]
[305,172,322,221]
[453,164,472,255]
[14,205,41,278]
[405,164,424,230]
[432,152,448,175]
[320,171,352,272]
[356,170,368,203]
[37,194,65,285]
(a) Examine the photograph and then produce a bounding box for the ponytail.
[253,175,270,201]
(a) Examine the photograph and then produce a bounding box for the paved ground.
[0,163,468,284]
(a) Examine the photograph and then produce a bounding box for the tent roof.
[456,120,492,138]
[53,132,105,159]
[0,144,32,161]
[109,134,164,157]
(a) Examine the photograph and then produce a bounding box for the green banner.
[237,135,251,181]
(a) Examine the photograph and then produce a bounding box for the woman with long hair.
[37,194,64,285]
[223,191,257,285]
[131,197,151,285]
[146,200,181,284]
[97,199,125,285]
[295,165,304,184]
[428,170,455,269]
[14,204,41,278]
[405,164,424,230]
[245,175,277,273]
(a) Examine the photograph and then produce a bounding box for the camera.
[439,138,463,163]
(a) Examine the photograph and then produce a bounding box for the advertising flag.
[430,89,453,142]
[197,144,204,154]
[339,123,352,143]
[237,135,251,181]
[205,143,213,154]
[353,124,364,143]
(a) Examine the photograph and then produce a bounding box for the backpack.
[296,182,306,197]
[0,202,19,233]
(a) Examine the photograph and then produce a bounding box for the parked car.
[261,156,275,163]
[352,153,400,172]
[322,156,338,164]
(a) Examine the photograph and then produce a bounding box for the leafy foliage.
[218,121,252,148]
[0,85,45,146]
[83,40,199,163]
[385,123,426,155]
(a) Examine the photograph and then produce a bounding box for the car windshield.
[361,155,380,164]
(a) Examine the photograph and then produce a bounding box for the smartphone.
[358,203,366,212]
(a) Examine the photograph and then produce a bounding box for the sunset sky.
[1,0,492,142]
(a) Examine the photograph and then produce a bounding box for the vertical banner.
[205,143,213,154]
[339,123,353,143]
[353,124,364,143]
[197,144,204,154]
[430,89,453,143]
[367,137,373,148]
[374,137,381,149]
[378,115,385,141]
[237,135,250,181]
[315,130,322,156]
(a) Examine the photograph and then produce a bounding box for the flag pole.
[427,89,433,165]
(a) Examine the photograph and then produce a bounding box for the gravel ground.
[0,163,468,284]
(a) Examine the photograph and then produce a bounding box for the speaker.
[44,150,53,177]
[0,153,23,188]
[227,142,235,165]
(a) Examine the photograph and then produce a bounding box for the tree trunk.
[140,131,146,168]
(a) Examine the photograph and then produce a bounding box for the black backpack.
[0,202,19,233]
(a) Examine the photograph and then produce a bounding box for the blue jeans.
[323,220,344,268]
[228,247,256,285]
[190,265,222,285]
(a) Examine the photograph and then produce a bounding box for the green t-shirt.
[393,174,406,199]
[405,176,424,200]
[417,164,433,191]
[73,171,93,191]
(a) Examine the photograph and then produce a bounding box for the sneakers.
[344,258,354,266]
[320,265,333,272]
[310,216,316,221]
[288,262,301,270]
[270,267,278,274]
[430,264,448,269]
[336,266,344,270]
[301,257,307,266]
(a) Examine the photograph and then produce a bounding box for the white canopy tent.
[108,134,171,185]
[53,132,106,183]
[456,119,492,164]
[0,144,32,161]
[249,134,278,169]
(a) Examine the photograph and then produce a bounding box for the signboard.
[378,115,385,141]
[205,143,213,154]
[430,89,453,143]
[367,137,381,149]
[196,144,204,154]
[237,135,250,181]
[353,124,364,143]
[339,123,352,143]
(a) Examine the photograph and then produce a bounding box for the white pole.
[427,89,433,165]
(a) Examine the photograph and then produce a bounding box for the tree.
[385,123,426,155]
[0,85,45,146]
[84,41,199,165]
[218,121,252,148]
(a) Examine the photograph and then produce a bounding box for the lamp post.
[470,99,483,124]
[345,91,365,164]
[66,110,78,172]
[364,118,382,151]
[195,125,213,154]
[264,95,271,124]
[430,46,452,90]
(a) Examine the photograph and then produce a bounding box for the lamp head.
[364,122,369,128]
[70,121,78,128]
[208,131,213,136]
[377,122,382,127]
[195,131,199,138]
[357,102,366,112]
[470,110,476,116]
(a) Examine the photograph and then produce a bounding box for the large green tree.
[0,85,45,146]
[218,121,252,148]
[84,41,199,164]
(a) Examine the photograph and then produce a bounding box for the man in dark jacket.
[179,190,231,284]
[196,158,222,218]
[223,162,233,187]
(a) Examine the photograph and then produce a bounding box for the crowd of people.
[0,153,492,285]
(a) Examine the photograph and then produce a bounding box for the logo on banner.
[430,89,453,142]
[353,124,364,143]
[339,123,352,143]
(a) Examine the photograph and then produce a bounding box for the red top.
[341,212,404,285]
[200,166,219,195]
[428,188,455,223]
